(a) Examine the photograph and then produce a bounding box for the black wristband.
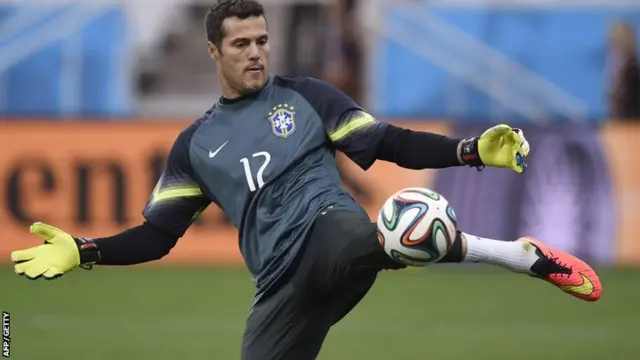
[459,137,485,170]
[74,237,100,270]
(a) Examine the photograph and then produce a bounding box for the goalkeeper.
[10,1,601,359]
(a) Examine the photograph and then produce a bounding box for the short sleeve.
[293,77,389,170]
[142,125,211,237]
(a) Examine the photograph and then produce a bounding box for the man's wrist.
[74,237,100,270]
[458,137,484,169]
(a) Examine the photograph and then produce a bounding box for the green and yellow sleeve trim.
[327,111,376,143]
[150,185,203,205]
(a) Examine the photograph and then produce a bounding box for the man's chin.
[242,76,267,93]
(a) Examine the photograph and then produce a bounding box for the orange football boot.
[521,237,602,302]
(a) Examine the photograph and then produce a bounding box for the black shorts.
[241,208,405,360]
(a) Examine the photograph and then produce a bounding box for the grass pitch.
[1,265,638,360]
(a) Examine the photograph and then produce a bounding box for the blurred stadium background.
[1,0,640,359]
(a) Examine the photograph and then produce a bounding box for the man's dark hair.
[205,0,265,49]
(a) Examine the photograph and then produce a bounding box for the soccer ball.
[376,187,458,267]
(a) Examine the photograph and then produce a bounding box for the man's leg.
[437,231,603,301]
[241,279,332,360]
[241,208,389,360]
[326,271,379,326]
[240,207,369,360]
[315,207,601,303]
[438,231,539,273]
[305,208,403,327]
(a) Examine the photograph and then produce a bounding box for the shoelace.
[548,254,573,278]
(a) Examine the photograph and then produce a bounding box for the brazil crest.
[268,104,296,138]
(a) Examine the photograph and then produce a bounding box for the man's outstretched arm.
[78,222,179,266]
[330,108,529,173]
[12,221,180,279]
[375,121,530,173]
[372,121,463,170]
[11,119,212,279]
[295,77,528,173]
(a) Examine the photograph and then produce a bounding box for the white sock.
[462,232,539,274]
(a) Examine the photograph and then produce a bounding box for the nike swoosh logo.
[559,273,594,296]
[209,141,229,159]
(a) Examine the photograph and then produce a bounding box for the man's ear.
[208,41,220,60]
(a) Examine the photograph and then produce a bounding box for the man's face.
[212,16,269,96]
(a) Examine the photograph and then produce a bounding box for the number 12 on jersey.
[241,151,271,192]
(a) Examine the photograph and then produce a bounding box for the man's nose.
[247,43,260,60]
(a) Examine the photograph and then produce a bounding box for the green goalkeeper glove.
[459,124,530,173]
[11,222,99,280]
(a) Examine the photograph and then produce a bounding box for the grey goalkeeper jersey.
[142,75,389,297]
